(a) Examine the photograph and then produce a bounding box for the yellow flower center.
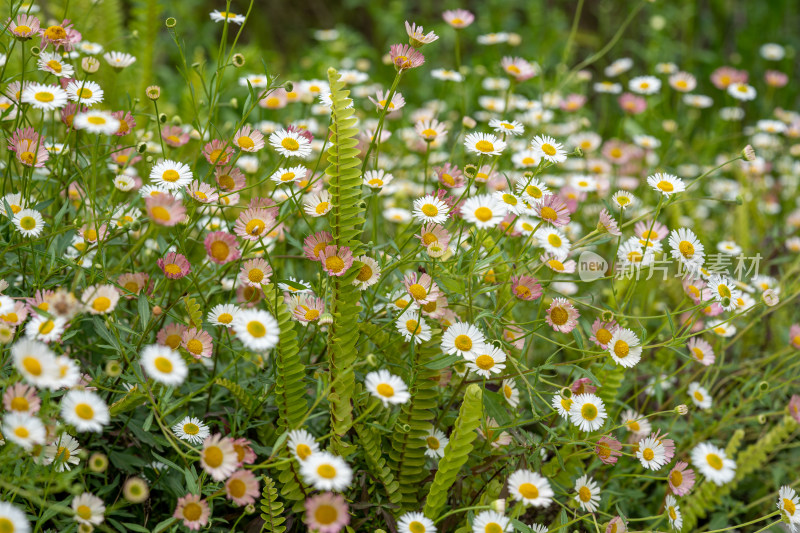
[613,340,629,358]
[474,207,493,222]
[10,396,29,411]
[210,241,230,261]
[183,423,200,435]
[670,469,683,486]
[317,464,337,479]
[281,137,300,151]
[474,140,495,153]
[657,180,674,192]
[19,216,36,230]
[581,403,598,420]
[76,504,92,520]
[325,256,345,273]
[578,486,592,502]
[164,263,182,276]
[518,482,539,499]
[717,284,731,298]
[541,143,557,156]
[204,446,224,468]
[237,136,254,149]
[421,204,439,217]
[45,25,67,40]
[314,504,337,525]
[183,502,203,521]
[454,334,472,351]
[706,453,723,470]
[151,206,171,222]
[228,478,247,498]
[409,521,426,533]
[550,306,568,325]
[245,219,265,236]
[668,507,677,521]
[186,339,204,355]
[642,448,655,461]
[165,334,181,349]
[485,524,503,533]
[475,354,495,370]
[679,241,694,258]
[315,202,329,214]
[87,115,106,125]
[75,403,95,420]
[515,286,531,298]
[217,313,233,324]
[540,206,557,221]
[14,426,29,438]
[595,328,612,345]
[92,296,111,312]
[246,320,266,338]
[357,265,373,282]
[295,443,312,460]
[376,383,395,397]
[248,268,264,283]
[408,284,427,300]
[783,499,796,515]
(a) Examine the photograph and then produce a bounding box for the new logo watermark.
[578,251,608,282]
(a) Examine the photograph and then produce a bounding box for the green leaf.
[137,293,150,327]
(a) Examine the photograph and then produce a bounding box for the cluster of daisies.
[0,3,799,533]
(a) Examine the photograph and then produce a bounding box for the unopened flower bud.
[491,499,506,513]
[463,164,478,179]
[152,305,162,316]
[244,504,256,514]
[230,98,238,109]
[319,312,333,326]
[146,85,161,100]
[81,57,100,73]
[366,353,378,367]
[462,116,477,129]
[675,404,689,415]
[105,360,122,377]
[762,289,779,307]
[158,113,167,123]
[88,452,109,472]
[165,17,177,28]
[283,81,294,93]
[742,144,756,161]
[662,119,678,133]
[232,53,245,67]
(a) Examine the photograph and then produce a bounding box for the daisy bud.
[319,312,333,326]
[462,115,477,129]
[230,98,238,109]
[146,85,161,100]
[105,360,122,377]
[508,33,522,46]
[573,147,584,158]
[165,17,177,28]
[232,53,245,67]
[398,422,411,433]
[463,164,478,179]
[560,387,573,399]
[720,296,731,309]
[78,524,93,533]
[244,504,256,514]
[790,144,800,157]
[366,353,378,367]
[491,499,506,513]
[757,413,767,424]
[30,46,40,56]
[137,142,148,153]
[600,310,615,322]
[88,452,109,473]
[123,477,150,503]
[158,113,167,123]
[426,243,446,258]
[675,404,689,415]
[152,305,162,316]
[742,144,756,161]
[82,57,100,73]
[662,119,678,132]
[762,289,779,306]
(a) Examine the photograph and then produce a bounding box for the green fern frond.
[324,67,366,455]
[109,386,146,416]
[184,296,202,329]
[215,377,257,415]
[424,384,483,520]
[355,423,403,506]
[264,284,307,432]
[388,333,441,510]
[275,457,311,512]
[259,476,286,533]
[593,363,625,406]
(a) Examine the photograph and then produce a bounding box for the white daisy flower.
[398,512,436,533]
[688,382,712,409]
[464,344,506,378]
[287,429,319,462]
[60,390,110,433]
[707,274,741,310]
[464,132,506,156]
[501,379,519,407]
[207,303,240,328]
[621,409,651,437]
[24,315,66,343]
[395,311,432,344]
[460,194,507,229]
[300,451,353,491]
[74,110,120,135]
[516,178,550,202]
[43,434,81,472]
[610,190,636,210]
[140,344,188,386]
[172,416,211,445]
[269,129,312,158]
[12,208,45,237]
[574,474,601,512]
[636,435,668,470]
[607,327,642,368]
[507,469,554,507]
[669,227,705,267]
[494,191,526,216]
[71,492,105,526]
[233,309,280,351]
[531,135,567,163]
[629,75,661,94]
[21,83,68,110]
[489,118,525,135]
[12,338,59,388]
[778,486,800,526]
[412,194,449,224]
[551,394,573,420]
[472,510,509,533]
[665,495,682,531]
[441,322,486,359]
[647,172,685,196]
[727,83,756,101]
[0,502,29,533]
[365,369,410,407]
[690,442,736,485]
[2,412,46,449]
[568,393,607,432]
[424,428,449,458]
[149,160,193,190]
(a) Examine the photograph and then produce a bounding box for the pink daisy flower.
[234,207,274,241]
[595,436,622,465]
[60,102,87,127]
[571,377,597,395]
[237,284,264,308]
[304,492,350,533]
[233,125,265,152]
[287,294,325,322]
[145,193,186,226]
[790,324,800,349]
[589,319,619,349]
[687,337,715,365]
[111,110,136,136]
[442,9,475,28]
[182,327,213,359]
[403,272,440,305]
[203,139,233,166]
[117,272,151,299]
[618,92,646,114]
[3,382,41,414]
[215,166,246,192]
[597,208,621,236]
[501,56,537,82]
[1,301,29,326]
[163,125,190,147]
[541,253,577,274]
[13,139,48,167]
[319,245,354,277]
[710,66,747,89]
[232,438,257,465]
[634,220,669,242]
[110,146,141,166]
[545,297,579,333]
[389,43,425,71]
[510,275,542,301]
[186,181,219,204]
[435,163,464,189]
[535,194,570,227]
[8,14,41,40]
[561,93,587,112]
[173,494,209,531]
[204,231,240,265]
[605,517,627,533]
[39,19,81,51]
[303,231,334,262]
[79,223,108,243]
[667,461,695,496]
[789,395,800,423]
[240,258,273,287]
[416,223,450,249]
[157,324,188,350]
[651,429,675,461]
[157,252,191,279]
[765,70,788,88]
[225,469,260,506]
